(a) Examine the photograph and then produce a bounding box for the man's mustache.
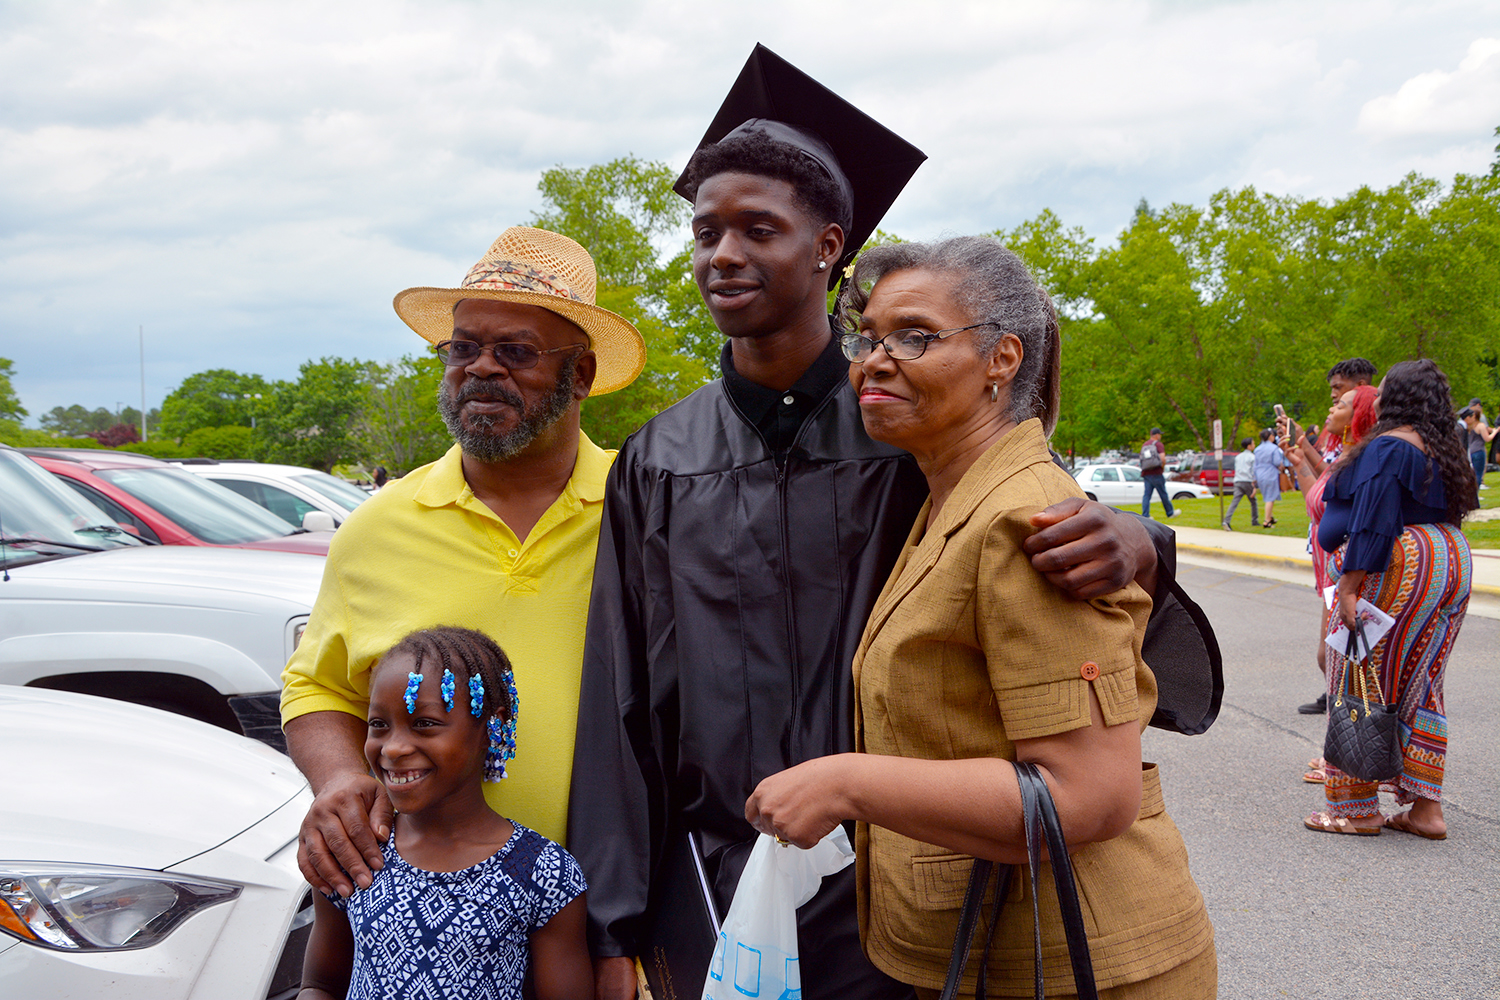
[456,380,523,408]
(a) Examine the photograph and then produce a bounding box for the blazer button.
[1080,661,1100,681]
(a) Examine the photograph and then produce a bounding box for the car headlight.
[0,865,240,951]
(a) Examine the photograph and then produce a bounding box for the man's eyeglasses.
[435,339,587,369]
[837,322,1000,363]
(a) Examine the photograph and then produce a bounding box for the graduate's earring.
[990,381,999,403]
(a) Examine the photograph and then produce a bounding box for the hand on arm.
[284,710,392,897]
[296,889,353,1000]
[1024,498,1158,601]
[745,687,1141,864]
[531,896,595,1000]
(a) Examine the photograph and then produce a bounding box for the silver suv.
[0,446,320,750]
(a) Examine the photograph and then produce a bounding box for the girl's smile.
[364,652,491,816]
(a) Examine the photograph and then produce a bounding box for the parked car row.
[0,445,323,746]
[171,458,369,528]
[22,449,335,553]
[1072,463,1217,505]
[1,446,330,995]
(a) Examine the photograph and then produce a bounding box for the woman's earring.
[990,382,999,403]
[817,260,827,270]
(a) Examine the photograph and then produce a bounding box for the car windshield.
[0,451,144,565]
[292,472,369,512]
[95,467,298,545]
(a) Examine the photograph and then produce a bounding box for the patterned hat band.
[461,261,583,303]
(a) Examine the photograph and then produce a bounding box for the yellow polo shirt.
[280,436,613,843]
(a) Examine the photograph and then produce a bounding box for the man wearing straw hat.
[281,226,645,901]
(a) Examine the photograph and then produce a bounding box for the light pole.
[139,326,147,441]
[243,393,263,430]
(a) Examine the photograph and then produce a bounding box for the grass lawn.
[1132,468,1500,548]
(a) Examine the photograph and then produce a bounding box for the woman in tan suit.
[745,237,1215,998]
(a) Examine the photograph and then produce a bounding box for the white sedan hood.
[2,688,309,870]
[4,545,325,607]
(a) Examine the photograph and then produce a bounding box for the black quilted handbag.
[1323,624,1403,782]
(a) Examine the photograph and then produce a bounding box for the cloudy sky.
[3,0,1498,423]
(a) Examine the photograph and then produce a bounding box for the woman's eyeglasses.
[435,339,587,369]
[838,322,999,363]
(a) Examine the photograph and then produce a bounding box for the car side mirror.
[301,511,337,532]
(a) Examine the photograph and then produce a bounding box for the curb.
[1177,543,1500,599]
[1177,543,1313,575]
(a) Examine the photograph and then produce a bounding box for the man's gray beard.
[437,357,578,463]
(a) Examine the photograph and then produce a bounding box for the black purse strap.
[940,762,1099,1000]
[1017,762,1099,1000]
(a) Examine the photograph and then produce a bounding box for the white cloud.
[1358,37,1500,137]
[2,0,1498,420]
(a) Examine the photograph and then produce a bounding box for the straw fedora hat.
[393,227,646,395]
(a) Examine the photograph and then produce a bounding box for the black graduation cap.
[673,44,927,269]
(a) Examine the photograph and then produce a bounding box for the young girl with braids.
[298,627,590,1000]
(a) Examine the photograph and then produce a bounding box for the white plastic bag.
[700,827,854,1000]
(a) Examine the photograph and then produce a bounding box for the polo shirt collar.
[414,432,610,510]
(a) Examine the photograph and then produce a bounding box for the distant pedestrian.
[1460,401,1494,503]
[1140,426,1177,519]
[1253,429,1286,527]
[1222,438,1258,530]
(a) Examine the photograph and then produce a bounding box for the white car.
[173,460,370,529]
[1073,463,1215,506]
[0,686,313,999]
[0,445,322,749]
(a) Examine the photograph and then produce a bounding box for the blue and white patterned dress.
[330,822,586,999]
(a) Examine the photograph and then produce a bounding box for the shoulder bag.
[1323,624,1403,782]
[939,761,1098,1000]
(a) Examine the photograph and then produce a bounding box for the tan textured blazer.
[852,420,1213,996]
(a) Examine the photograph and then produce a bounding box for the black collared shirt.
[720,329,850,459]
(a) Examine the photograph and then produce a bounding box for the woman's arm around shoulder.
[297,890,353,1000]
[531,894,593,1000]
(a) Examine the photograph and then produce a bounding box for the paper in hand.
[1325,598,1395,661]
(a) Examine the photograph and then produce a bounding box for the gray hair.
[838,236,1061,433]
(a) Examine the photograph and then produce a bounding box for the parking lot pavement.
[1152,563,1499,999]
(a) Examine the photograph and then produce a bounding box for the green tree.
[181,425,258,459]
[260,358,367,471]
[353,354,451,474]
[40,405,116,437]
[0,359,25,423]
[581,287,711,448]
[158,370,272,440]
[531,157,690,287]
[530,157,718,439]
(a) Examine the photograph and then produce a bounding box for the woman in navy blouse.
[1307,359,1477,840]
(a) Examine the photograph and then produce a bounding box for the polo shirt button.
[1080,661,1100,681]
[782,395,795,405]
[508,548,518,558]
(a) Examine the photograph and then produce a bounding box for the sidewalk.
[1172,525,1500,620]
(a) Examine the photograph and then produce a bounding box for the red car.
[1170,454,1236,494]
[22,448,333,555]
